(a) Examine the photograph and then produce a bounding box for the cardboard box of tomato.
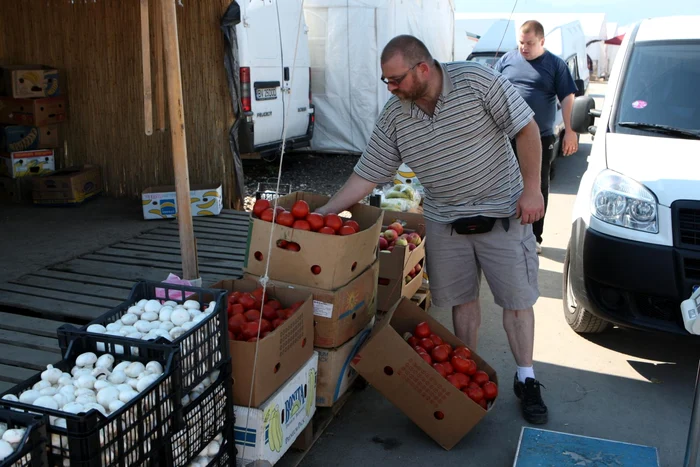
[244,191,384,290]
[350,297,499,450]
[211,278,314,408]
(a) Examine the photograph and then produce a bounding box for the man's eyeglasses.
[380,62,421,86]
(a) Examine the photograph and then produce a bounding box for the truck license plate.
[255,88,277,100]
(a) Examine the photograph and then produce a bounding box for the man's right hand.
[314,205,334,216]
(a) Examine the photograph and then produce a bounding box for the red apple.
[384,229,398,242]
[389,222,404,236]
[407,232,422,245]
[378,237,389,250]
[408,243,417,251]
[395,238,409,247]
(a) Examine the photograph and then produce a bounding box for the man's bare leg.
[503,307,535,367]
[453,299,481,350]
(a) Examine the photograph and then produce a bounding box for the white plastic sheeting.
[303,0,455,153]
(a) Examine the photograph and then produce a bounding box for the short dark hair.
[520,20,545,38]
[380,35,433,66]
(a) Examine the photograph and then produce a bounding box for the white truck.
[564,15,700,336]
[230,0,315,159]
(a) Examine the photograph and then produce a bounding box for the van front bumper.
[568,218,700,335]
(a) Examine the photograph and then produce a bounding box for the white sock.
[517,366,535,383]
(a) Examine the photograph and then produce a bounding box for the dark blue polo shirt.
[494,50,578,137]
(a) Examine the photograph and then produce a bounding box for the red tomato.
[290,301,304,312]
[272,318,286,329]
[260,208,274,223]
[466,381,480,390]
[429,334,444,346]
[238,294,256,310]
[446,374,462,390]
[339,225,356,236]
[482,381,498,401]
[293,220,311,231]
[262,305,279,321]
[453,373,470,389]
[227,291,241,304]
[266,299,282,310]
[451,355,470,374]
[311,265,322,275]
[419,353,433,365]
[228,330,235,340]
[244,309,261,322]
[413,345,427,355]
[431,345,450,363]
[276,211,295,227]
[407,336,420,348]
[473,370,490,386]
[466,386,484,403]
[453,346,472,360]
[286,242,301,252]
[464,359,478,376]
[260,319,272,334]
[324,214,343,232]
[344,220,361,233]
[414,322,431,339]
[251,288,264,302]
[228,314,246,335]
[261,331,271,339]
[442,362,454,375]
[241,321,260,340]
[252,199,270,218]
[432,363,447,378]
[419,338,435,353]
[319,226,336,235]
[291,200,310,219]
[478,398,488,410]
[230,304,244,316]
[277,240,289,249]
[247,337,259,342]
[306,213,325,231]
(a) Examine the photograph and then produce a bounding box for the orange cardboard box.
[351,297,498,450]
[244,192,384,290]
[211,278,314,407]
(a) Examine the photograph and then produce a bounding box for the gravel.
[241,152,361,211]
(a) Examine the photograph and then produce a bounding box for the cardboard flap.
[350,299,400,369]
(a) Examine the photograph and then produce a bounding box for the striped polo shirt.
[354,61,535,224]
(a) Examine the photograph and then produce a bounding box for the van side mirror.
[571,95,597,134]
[574,79,585,97]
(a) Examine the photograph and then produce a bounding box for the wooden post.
[161,0,199,281]
[154,0,166,131]
[140,0,153,136]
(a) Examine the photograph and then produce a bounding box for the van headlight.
[590,170,658,233]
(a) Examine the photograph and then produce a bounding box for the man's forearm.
[515,120,542,193]
[561,94,575,131]
[320,172,377,214]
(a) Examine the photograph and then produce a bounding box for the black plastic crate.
[0,331,181,467]
[58,280,228,395]
[0,409,48,467]
[166,360,233,466]
[203,423,236,467]
[255,180,291,201]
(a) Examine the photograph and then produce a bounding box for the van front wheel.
[563,246,610,334]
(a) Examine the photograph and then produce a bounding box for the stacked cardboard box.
[377,210,428,313]
[0,64,68,203]
[243,192,384,411]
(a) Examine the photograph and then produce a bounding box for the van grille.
[679,208,700,247]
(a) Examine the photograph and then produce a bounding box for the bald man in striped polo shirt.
[317,35,548,424]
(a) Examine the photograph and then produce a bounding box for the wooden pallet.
[0,209,250,388]
[410,283,431,312]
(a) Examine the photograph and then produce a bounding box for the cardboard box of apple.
[378,221,422,253]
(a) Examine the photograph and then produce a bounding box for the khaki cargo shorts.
[425,217,539,310]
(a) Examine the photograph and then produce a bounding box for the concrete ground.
[0,197,156,284]
[300,82,700,466]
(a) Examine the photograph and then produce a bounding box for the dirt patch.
[241,152,360,211]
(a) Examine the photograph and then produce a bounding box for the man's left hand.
[516,189,545,225]
[562,130,578,156]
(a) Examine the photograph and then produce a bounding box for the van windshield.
[614,40,700,138]
[468,54,502,69]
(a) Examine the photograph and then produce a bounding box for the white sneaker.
[536,242,542,254]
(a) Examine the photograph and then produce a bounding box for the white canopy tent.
[303,0,455,154]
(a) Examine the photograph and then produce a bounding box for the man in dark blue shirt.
[495,20,579,253]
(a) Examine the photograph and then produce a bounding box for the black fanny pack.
[451,216,509,235]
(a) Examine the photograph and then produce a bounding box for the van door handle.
[284,67,290,81]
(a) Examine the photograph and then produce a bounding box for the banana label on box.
[141,185,222,220]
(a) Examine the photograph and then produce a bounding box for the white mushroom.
[41,365,62,384]
[105,322,123,333]
[75,394,97,405]
[121,313,139,326]
[97,387,120,409]
[183,300,201,310]
[144,299,162,314]
[125,362,145,378]
[1,395,18,403]
[113,361,130,373]
[19,390,41,404]
[0,439,13,460]
[119,389,139,403]
[129,305,145,316]
[33,396,59,410]
[170,309,190,327]
[158,307,174,322]
[62,402,85,414]
[96,354,115,370]
[33,380,52,391]
[109,400,126,412]
[141,311,159,322]
[134,320,154,334]
[39,387,59,397]
[108,370,127,385]
[87,324,106,334]
[76,352,98,367]
[136,374,159,392]
[75,375,97,389]
[169,327,185,339]
[59,385,76,397]
[159,321,175,332]
[94,380,112,391]
[145,361,163,374]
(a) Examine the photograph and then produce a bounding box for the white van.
[231,0,315,158]
[564,16,700,336]
[467,19,587,166]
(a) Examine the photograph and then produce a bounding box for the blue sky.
[455,0,700,26]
